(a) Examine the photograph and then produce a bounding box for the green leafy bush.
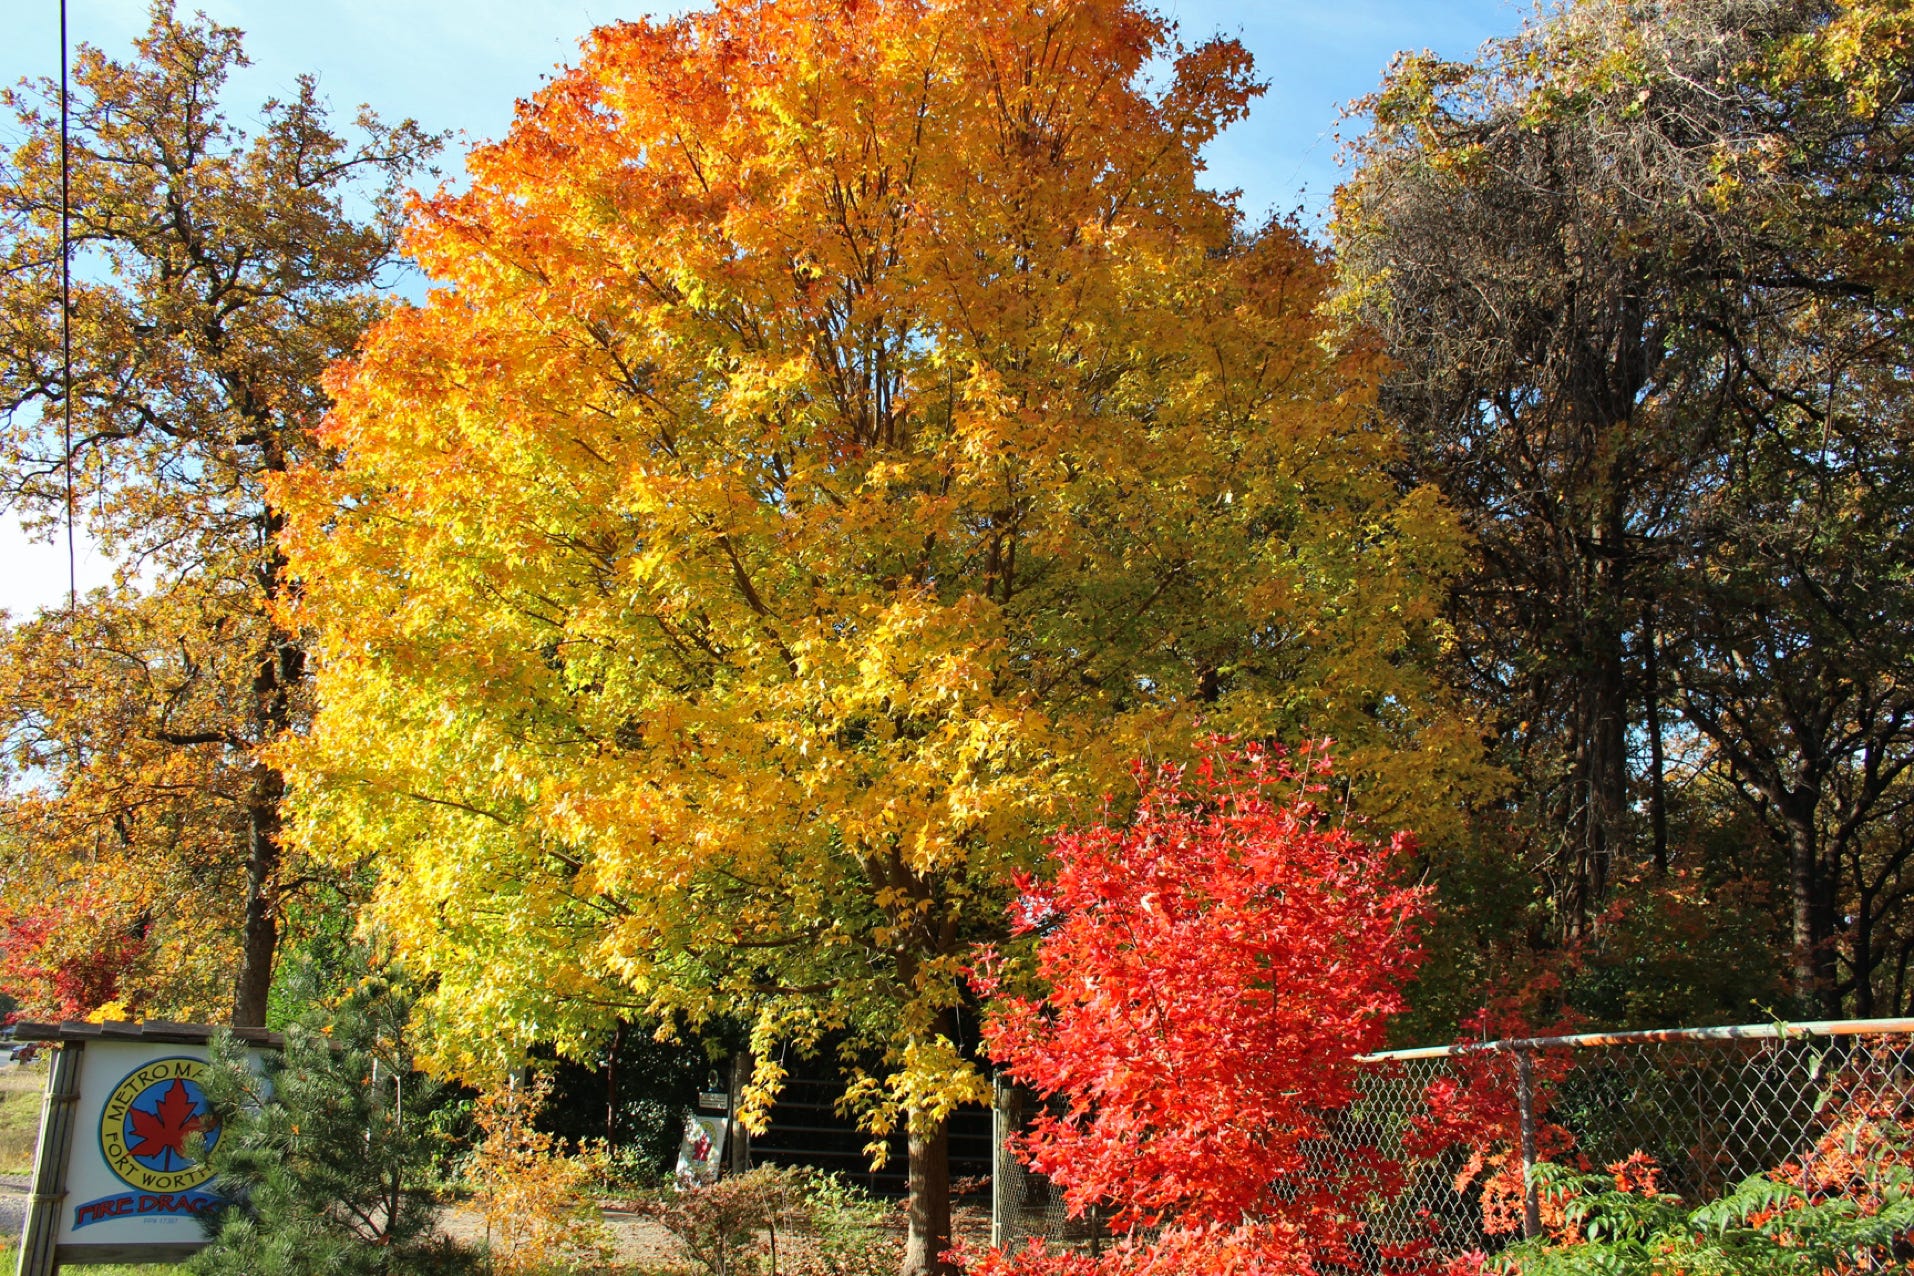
[1493,1151,1914,1275]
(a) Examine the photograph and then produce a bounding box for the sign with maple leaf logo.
[97,1057,221,1194]
[12,1024,277,1272]
[67,1051,224,1235]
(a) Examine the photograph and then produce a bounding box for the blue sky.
[1,0,1524,616]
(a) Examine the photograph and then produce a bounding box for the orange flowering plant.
[1491,1144,1914,1275]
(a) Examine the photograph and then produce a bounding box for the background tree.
[1335,0,1914,1020]
[281,0,1484,1268]
[0,872,148,1017]
[1658,0,1914,1015]
[0,3,437,1023]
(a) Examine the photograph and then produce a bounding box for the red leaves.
[1608,1151,1661,1196]
[1402,1006,1580,1238]
[0,896,144,1020]
[976,741,1428,1275]
[127,1079,204,1164]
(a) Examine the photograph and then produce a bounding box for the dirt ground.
[439,1196,991,1271]
[437,1199,685,1269]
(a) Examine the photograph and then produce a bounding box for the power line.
[60,0,77,616]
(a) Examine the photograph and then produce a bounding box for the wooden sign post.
[12,1022,279,1274]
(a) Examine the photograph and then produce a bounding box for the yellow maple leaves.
[279,0,1483,1184]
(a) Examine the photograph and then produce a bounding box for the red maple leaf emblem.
[127,1079,203,1165]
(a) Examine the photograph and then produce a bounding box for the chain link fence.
[991,1077,1116,1253]
[992,1017,1914,1268]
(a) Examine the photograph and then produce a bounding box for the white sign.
[14,1021,278,1273]
[56,1041,223,1245]
[674,1112,729,1185]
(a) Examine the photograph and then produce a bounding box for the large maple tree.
[280,0,1482,1268]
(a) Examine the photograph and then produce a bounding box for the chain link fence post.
[1514,1046,1541,1240]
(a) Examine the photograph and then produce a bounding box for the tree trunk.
[1789,816,1818,999]
[728,1049,753,1175]
[904,1111,953,1276]
[231,564,300,1025]
[1814,843,1841,1017]
[1566,637,1630,932]
[606,1020,623,1144]
[231,764,283,1027]
[1589,494,1631,913]
[1786,810,1840,1016]
[1588,645,1629,908]
[1564,485,1632,935]
[1644,617,1668,874]
[1854,883,1876,1017]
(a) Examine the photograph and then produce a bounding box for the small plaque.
[675,1113,728,1185]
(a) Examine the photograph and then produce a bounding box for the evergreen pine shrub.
[188,963,477,1276]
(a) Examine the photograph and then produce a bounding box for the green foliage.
[793,1171,902,1276]
[536,1022,717,1179]
[1560,871,1786,1031]
[187,963,477,1276]
[263,877,369,1032]
[1495,1156,1914,1275]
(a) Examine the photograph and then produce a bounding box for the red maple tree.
[971,741,1429,1275]
[0,897,144,1021]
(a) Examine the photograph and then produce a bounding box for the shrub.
[189,965,477,1276]
[1491,1143,1914,1275]
[640,1164,900,1276]
[467,1073,616,1276]
[973,741,1428,1276]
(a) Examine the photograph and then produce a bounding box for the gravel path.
[438,1200,685,1267]
[0,1176,988,1265]
[0,1178,25,1240]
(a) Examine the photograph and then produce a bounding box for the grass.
[0,1057,48,1177]
[0,1240,182,1274]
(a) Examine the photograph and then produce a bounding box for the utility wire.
[60,0,77,615]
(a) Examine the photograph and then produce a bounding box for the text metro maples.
[280,0,1476,1269]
